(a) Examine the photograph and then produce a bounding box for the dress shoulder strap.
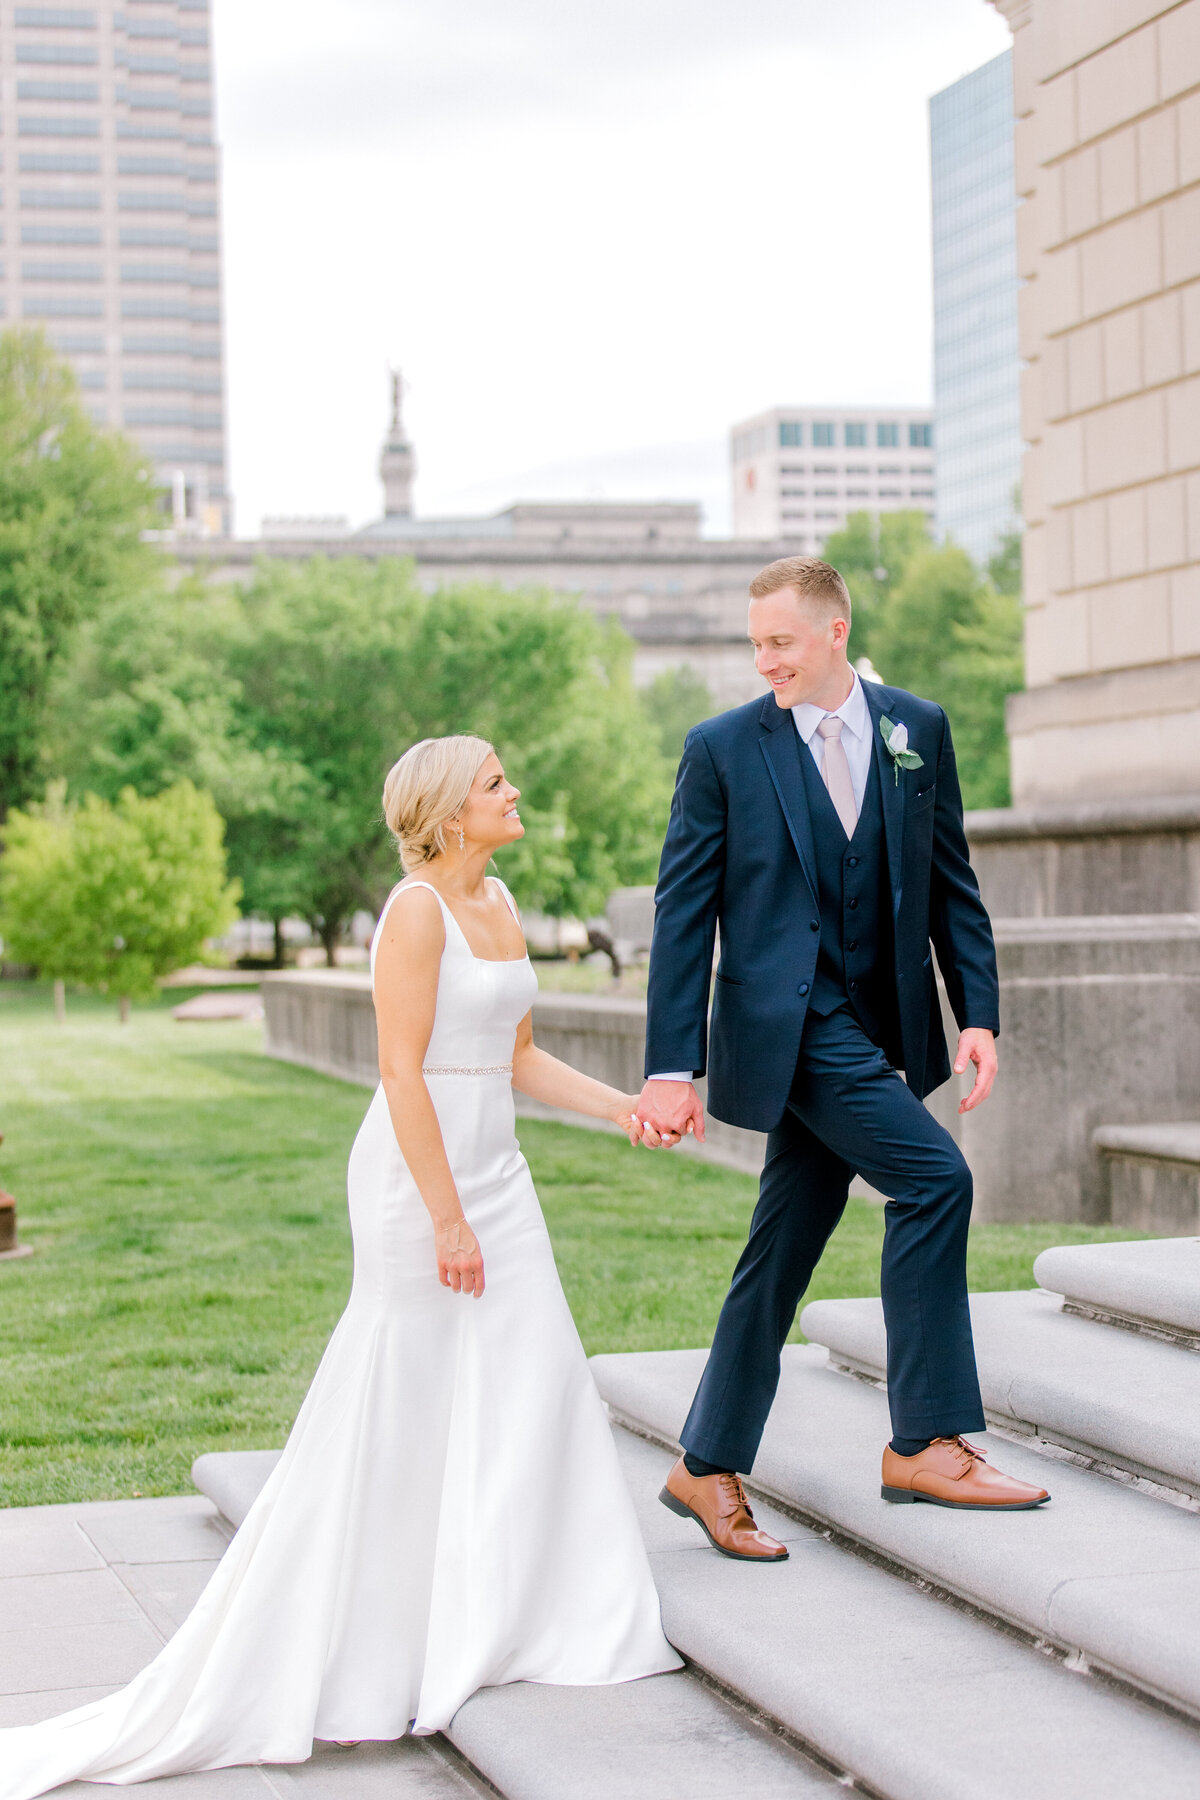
[487,874,522,927]
[369,880,450,982]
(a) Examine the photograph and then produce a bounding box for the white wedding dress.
[0,875,680,1799]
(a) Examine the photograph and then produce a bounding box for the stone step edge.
[818,1341,1200,1513]
[1060,1298,1200,1354]
[604,1406,1200,1731]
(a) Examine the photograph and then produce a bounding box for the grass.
[0,980,1143,1509]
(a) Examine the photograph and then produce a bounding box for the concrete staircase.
[193,1240,1200,1798]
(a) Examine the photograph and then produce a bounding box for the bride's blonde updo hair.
[382,734,495,873]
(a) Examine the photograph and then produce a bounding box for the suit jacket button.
[848,941,858,952]
[810,919,820,931]
[798,982,809,996]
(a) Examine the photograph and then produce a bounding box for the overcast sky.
[214,1,1011,538]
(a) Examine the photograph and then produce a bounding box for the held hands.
[954,1028,998,1114]
[436,1216,485,1297]
[628,1079,706,1150]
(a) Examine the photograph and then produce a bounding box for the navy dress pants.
[681,1004,986,1472]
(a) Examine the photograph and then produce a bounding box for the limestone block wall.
[994,0,1200,802]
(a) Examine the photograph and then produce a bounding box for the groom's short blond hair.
[749,556,851,624]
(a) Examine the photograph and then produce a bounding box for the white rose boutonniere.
[880,716,924,786]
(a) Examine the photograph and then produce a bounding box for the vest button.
[848,941,858,952]
[798,982,809,996]
[848,979,858,991]
[847,856,859,867]
[848,898,859,910]
[810,919,820,931]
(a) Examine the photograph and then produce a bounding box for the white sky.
[214,0,1011,539]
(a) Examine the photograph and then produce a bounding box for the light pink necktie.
[817,715,858,839]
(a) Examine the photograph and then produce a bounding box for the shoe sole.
[881,1484,1050,1510]
[658,1486,789,1560]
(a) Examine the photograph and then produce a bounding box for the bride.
[0,733,682,1800]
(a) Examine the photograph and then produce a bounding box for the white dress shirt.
[648,670,876,1084]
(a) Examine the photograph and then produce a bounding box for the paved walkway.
[0,1493,488,1796]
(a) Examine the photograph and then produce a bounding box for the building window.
[22,187,100,208]
[876,422,899,447]
[121,263,192,283]
[15,44,99,64]
[17,79,99,99]
[119,227,189,247]
[22,223,101,244]
[812,465,837,475]
[814,509,839,519]
[779,420,803,447]
[20,152,100,171]
[117,156,186,177]
[909,488,934,498]
[47,330,103,351]
[878,487,902,497]
[780,487,806,498]
[909,421,933,448]
[23,295,104,316]
[844,422,867,447]
[19,117,100,137]
[118,191,187,211]
[846,488,870,498]
[22,259,101,280]
[812,422,835,447]
[814,487,838,498]
[15,8,97,23]
[877,464,901,475]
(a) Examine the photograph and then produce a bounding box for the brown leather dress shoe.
[881,1436,1050,1509]
[659,1456,789,1560]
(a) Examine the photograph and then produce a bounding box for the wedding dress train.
[0,876,679,1799]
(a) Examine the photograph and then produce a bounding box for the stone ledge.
[1034,1239,1200,1338]
[967,791,1200,842]
[1093,1123,1200,1166]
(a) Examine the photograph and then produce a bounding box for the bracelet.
[436,1217,473,1252]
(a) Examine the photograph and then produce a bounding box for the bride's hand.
[611,1098,682,1149]
[435,1217,485,1298]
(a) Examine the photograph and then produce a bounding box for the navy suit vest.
[796,732,901,1054]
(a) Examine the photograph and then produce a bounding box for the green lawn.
[0,981,1142,1509]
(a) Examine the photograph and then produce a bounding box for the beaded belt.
[422,1062,513,1077]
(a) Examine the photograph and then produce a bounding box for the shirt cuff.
[647,1071,693,1083]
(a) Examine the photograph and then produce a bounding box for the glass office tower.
[929,50,1021,571]
[0,2,228,534]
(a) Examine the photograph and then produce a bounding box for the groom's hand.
[635,1079,706,1147]
[954,1029,997,1114]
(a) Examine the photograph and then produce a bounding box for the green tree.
[44,579,316,963]
[0,328,160,819]
[869,542,1022,810]
[638,665,720,766]
[221,560,672,948]
[0,781,240,1016]
[819,509,932,660]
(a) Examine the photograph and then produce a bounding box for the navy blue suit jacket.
[644,680,1001,1133]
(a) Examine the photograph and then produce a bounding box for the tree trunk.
[53,978,66,1023]
[319,920,339,966]
[118,994,131,1023]
[273,918,286,969]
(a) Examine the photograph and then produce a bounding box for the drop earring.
[456,824,465,852]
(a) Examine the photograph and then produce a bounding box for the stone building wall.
[993,0,1200,803]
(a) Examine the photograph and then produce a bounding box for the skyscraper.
[0,2,228,535]
[929,50,1021,570]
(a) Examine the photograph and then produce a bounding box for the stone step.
[591,1345,1200,1727]
[1090,1127,1200,1235]
[607,1425,1200,1800]
[799,1287,1200,1499]
[1033,1234,1200,1344]
[191,1450,840,1800]
[197,1423,1200,1799]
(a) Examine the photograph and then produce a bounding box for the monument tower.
[380,369,415,519]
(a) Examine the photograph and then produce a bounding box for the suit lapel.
[864,681,905,913]
[756,695,819,906]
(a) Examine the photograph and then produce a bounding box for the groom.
[637,556,1048,1562]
